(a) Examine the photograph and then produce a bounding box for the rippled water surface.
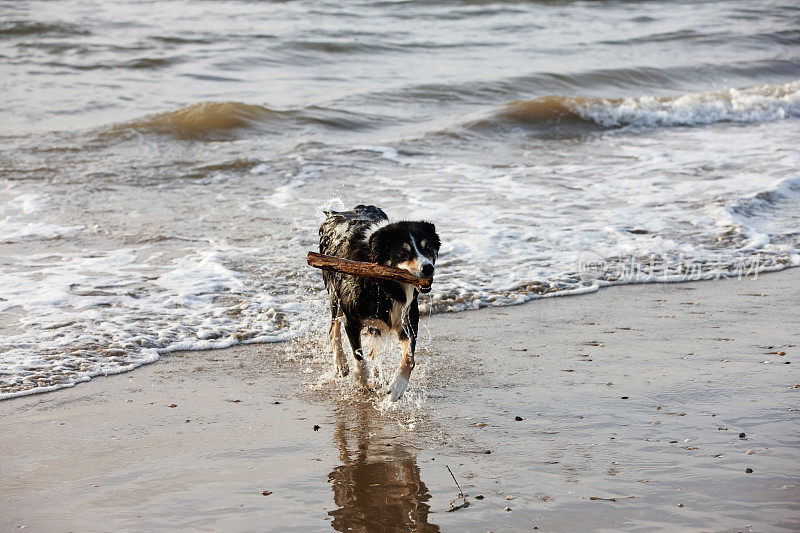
[1,0,799,397]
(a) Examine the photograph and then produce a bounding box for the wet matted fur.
[319,205,440,400]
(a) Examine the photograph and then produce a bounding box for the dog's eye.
[402,243,411,251]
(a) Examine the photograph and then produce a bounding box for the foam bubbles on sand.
[0,246,306,398]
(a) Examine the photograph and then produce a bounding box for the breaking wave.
[118,102,283,139]
[102,81,800,142]
[112,101,380,140]
[726,176,800,218]
[478,81,800,132]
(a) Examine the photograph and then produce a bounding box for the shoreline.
[2,269,798,531]
[4,264,797,403]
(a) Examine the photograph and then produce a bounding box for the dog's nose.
[421,263,434,278]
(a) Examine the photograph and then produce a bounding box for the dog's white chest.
[360,284,414,334]
[388,284,414,330]
[362,283,413,333]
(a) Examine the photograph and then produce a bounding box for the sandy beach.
[2,269,798,532]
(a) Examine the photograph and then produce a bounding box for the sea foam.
[491,80,800,131]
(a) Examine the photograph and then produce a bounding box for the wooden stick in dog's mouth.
[307,251,433,290]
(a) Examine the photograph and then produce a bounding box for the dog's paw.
[386,374,409,401]
[335,363,349,378]
[353,365,370,390]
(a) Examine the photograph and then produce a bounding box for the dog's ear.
[418,222,440,252]
[366,227,387,263]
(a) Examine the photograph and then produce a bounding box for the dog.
[319,205,440,400]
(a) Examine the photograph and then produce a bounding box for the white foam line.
[0,329,299,401]
[575,80,800,128]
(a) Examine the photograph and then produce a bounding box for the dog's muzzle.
[419,264,434,293]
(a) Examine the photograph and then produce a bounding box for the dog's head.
[367,221,440,293]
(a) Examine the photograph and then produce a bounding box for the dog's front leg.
[387,333,415,401]
[387,295,419,401]
[343,317,369,389]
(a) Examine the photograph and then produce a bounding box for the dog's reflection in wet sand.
[327,406,439,532]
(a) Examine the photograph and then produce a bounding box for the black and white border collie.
[319,205,440,400]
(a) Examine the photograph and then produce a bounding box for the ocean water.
[1,0,799,398]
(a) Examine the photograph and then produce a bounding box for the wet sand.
[2,270,798,532]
